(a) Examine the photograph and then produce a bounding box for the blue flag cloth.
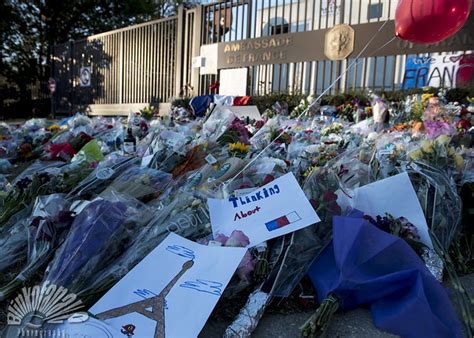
[190,95,214,117]
[308,213,463,338]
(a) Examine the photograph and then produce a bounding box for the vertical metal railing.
[199,0,452,96]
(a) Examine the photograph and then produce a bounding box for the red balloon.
[395,0,472,44]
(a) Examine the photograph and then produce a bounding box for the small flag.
[265,212,301,231]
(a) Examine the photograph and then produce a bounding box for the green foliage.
[1,0,194,117]
[248,92,306,114]
[445,88,473,103]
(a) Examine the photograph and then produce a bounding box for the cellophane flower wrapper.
[327,147,371,190]
[67,154,138,199]
[201,107,237,142]
[67,114,94,136]
[222,157,288,196]
[12,160,64,185]
[0,171,67,227]
[266,167,342,298]
[406,162,462,251]
[0,194,73,300]
[82,190,212,304]
[43,194,131,290]
[250,116,292,150]
[100,165,173,202]
[64,191,153,303]
[92,118,124,154]
[0,208,31,287]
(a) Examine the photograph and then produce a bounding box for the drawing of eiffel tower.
[95,260,194,338]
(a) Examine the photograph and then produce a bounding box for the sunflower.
[228,142,250,158]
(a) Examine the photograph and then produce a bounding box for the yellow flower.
[421,93,434,105]
[454,154,464,169]
[48,124,60,131]
[409,149,423,160]
[435,134,451,146]
[421,140,433,153]
[228,142,249,154]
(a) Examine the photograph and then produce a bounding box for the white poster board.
[208,172,320,247]
[338,172,433,248]
[219,68,248,96]
[200,44,219,75]
[90,233,246,338]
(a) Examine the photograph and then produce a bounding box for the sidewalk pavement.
[201,274,474,338]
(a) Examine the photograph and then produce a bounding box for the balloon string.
[224,20,394,188]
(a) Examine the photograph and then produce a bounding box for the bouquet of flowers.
[0,194,74,300]
[100,165,173,203]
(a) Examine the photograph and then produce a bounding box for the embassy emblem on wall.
[325,24,355,61]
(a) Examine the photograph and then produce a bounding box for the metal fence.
[52,15,179,114]
[51,0,473,114]
[198,0,473,96]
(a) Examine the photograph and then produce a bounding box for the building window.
[271,23,289,35]
[368,3,383,20]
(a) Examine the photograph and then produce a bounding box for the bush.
[248,92,306,114]
[445,88,473,103]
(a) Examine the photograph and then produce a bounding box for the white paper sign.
[219,68,248,96]
[200,44,218,75]
[208,172,320,247]
[89,233,246,338]
[341,172,433,248]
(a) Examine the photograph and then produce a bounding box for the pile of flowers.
[0,89,472,337]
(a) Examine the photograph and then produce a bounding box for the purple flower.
[424,120,453,139]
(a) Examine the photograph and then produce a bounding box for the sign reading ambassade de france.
[215,19,474,70]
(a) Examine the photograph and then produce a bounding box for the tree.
[1,0,195,117]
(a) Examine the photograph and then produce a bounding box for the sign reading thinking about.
[208,172,320,247]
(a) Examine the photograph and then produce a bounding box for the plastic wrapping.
[0,194,73,301]
[406,161,462,250]
[264,167,342,298]
[61,191,153,302]
[78,191,212,304]
[100,165,173,202]
[43,193,140,293]
[201,107,237,142]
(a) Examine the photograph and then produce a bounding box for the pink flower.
[214,230,250,247]
[214,233,229,246]
[237,251,255,281]
[225,230,250,247]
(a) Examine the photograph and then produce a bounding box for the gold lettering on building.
[223,36,293,65]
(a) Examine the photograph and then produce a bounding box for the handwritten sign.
[402,53,474,89]
[89,233,246,338]
[208,172,320,247]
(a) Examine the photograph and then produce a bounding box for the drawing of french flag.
[265,212,301,231]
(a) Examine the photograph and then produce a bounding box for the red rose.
[323,191,338,202]
[456,119,471,131]
[310,199,319,210]
[262,175,275,185]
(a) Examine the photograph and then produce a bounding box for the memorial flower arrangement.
[0,89,472,337]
